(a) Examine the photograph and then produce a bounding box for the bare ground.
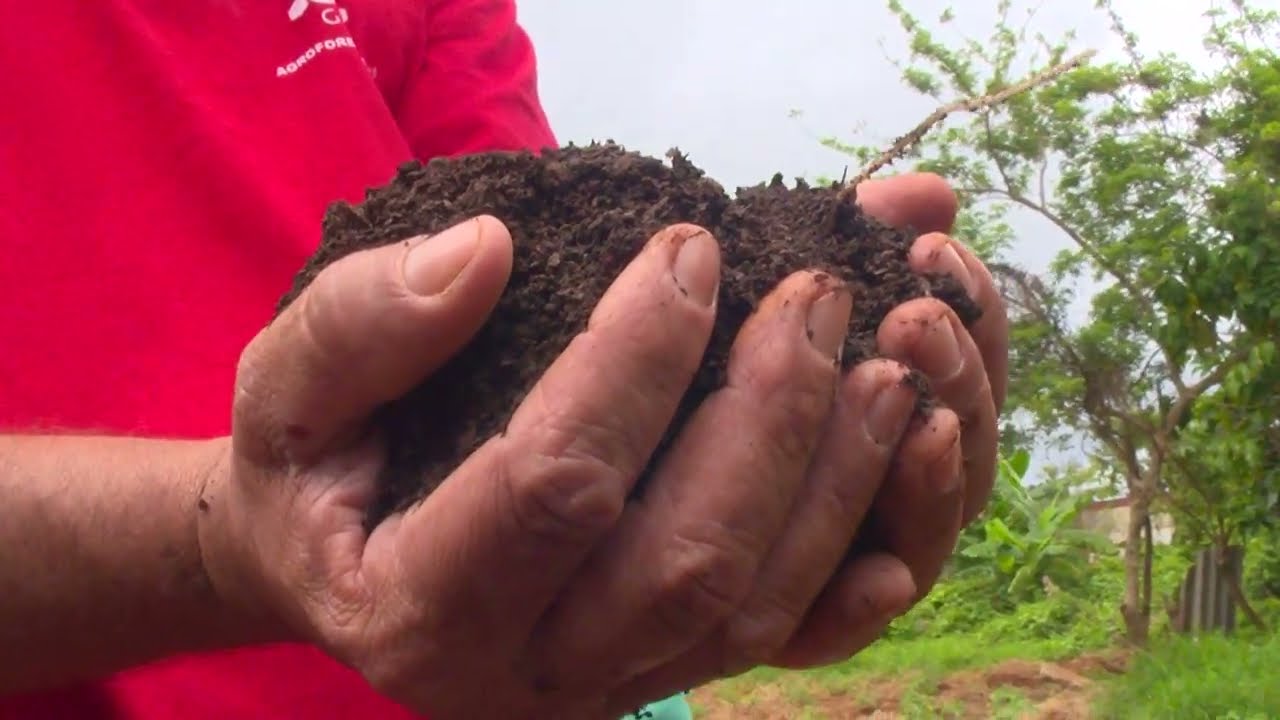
[690,650,1130,719]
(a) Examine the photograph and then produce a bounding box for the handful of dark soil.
[277,142,980,525]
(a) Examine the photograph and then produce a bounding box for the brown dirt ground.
[690,650,1131,719]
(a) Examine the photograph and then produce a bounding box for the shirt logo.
[276,0,370,79]
[287,0,348,24]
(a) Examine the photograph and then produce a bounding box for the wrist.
[194,438,301,648]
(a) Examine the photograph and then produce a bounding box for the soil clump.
[277,142,980,523]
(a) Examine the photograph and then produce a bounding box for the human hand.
[196,172,1006,717]
[857,173,1006,574]
[768,173,1010,667]
[596,173,1009,709]
[197,213,930,718]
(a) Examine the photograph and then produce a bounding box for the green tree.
[822,0,1280,642]
[1161,348,1280,630]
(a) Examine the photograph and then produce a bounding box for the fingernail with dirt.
[672,230,720,307]
[864,375,916,446]
[917,313,964,380]
[403,218,481,296]
[807,287,852,361]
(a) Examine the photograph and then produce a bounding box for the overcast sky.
[520,0,1222,275]
[518,0,1258,478]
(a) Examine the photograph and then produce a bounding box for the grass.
[824,634,1077,676]
[686,550,1280,718]
[694,628,1280,718]
[708,634,1069,694]
[1092,632,1280,719]
[693,633,1076,718]
[989,687,1036,719]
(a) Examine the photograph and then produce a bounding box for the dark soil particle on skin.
[276,142,981,525]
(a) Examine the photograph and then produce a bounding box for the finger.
[528,270,850,690]
[396,224,721,646]
[860,407,965,598]
[908,232,1009,412]
[721,359,918,663]
[854,173,958,235]
[233,216,513,467]
[591,360,919,700]
[769,552,917,670]
[877,298,997,524]
[601,552,917,713]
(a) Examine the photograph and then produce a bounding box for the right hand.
[196,214,946,718]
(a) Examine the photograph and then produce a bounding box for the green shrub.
[1093,633,1280,719]
[1244,527,1280,601]
[885,537,1195,652]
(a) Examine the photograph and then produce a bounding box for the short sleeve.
[396,0,557,159]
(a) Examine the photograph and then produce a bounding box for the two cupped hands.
[197,173,1008,718]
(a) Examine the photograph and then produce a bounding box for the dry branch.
[841,49,1098,195]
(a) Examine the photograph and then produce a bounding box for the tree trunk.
[1228,572,1268,632]
[1121,490,1152,645]
[1142,511,1154,621]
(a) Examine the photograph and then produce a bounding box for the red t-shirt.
[0,1,556,717]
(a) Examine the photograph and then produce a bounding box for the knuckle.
[811,470,870,532]
[726,595,804,666]
[504,442,627,546]
[740,372,832,470]
[230,333,292,467]
[607,320,706,408]
[297,266,365,370]
[651,526,760,638]
[296,266,348,361]
[772,381,833,462]
[557,389,657,477]
[231,337,272,418]
[732,347,836,471]
[297,251,411,378]
[525,336,675,477]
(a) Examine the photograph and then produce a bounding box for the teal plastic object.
[619,691,693,720]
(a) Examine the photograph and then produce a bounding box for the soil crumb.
[277,142,980,524]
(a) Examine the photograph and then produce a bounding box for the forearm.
[0,434,278,694]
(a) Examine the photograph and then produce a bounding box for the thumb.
[233,215,513,467]
[854,173,957,235]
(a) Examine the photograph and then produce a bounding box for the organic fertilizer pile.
[277,142,980,524]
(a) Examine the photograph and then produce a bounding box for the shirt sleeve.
[396,0,557,159]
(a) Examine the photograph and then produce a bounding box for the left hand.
[771,172,1009,666]
[599,172,1009,712]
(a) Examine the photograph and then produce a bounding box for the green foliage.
[1244,527,1280,601]
[1163,381,1280,555]
[819,0,1280,640]
[1092,633,1280,719]
[836,0,1280,469]
[813,631,1076,679]
[879,445,1196,651]
[952,450,1114,601]
[886,545,1192,650]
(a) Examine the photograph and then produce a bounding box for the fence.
[1170,545,1243,634]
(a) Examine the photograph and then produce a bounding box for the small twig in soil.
[840,49,1098,197]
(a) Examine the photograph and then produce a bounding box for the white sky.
[518,0,1273,478]
[520,0,1220,274]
